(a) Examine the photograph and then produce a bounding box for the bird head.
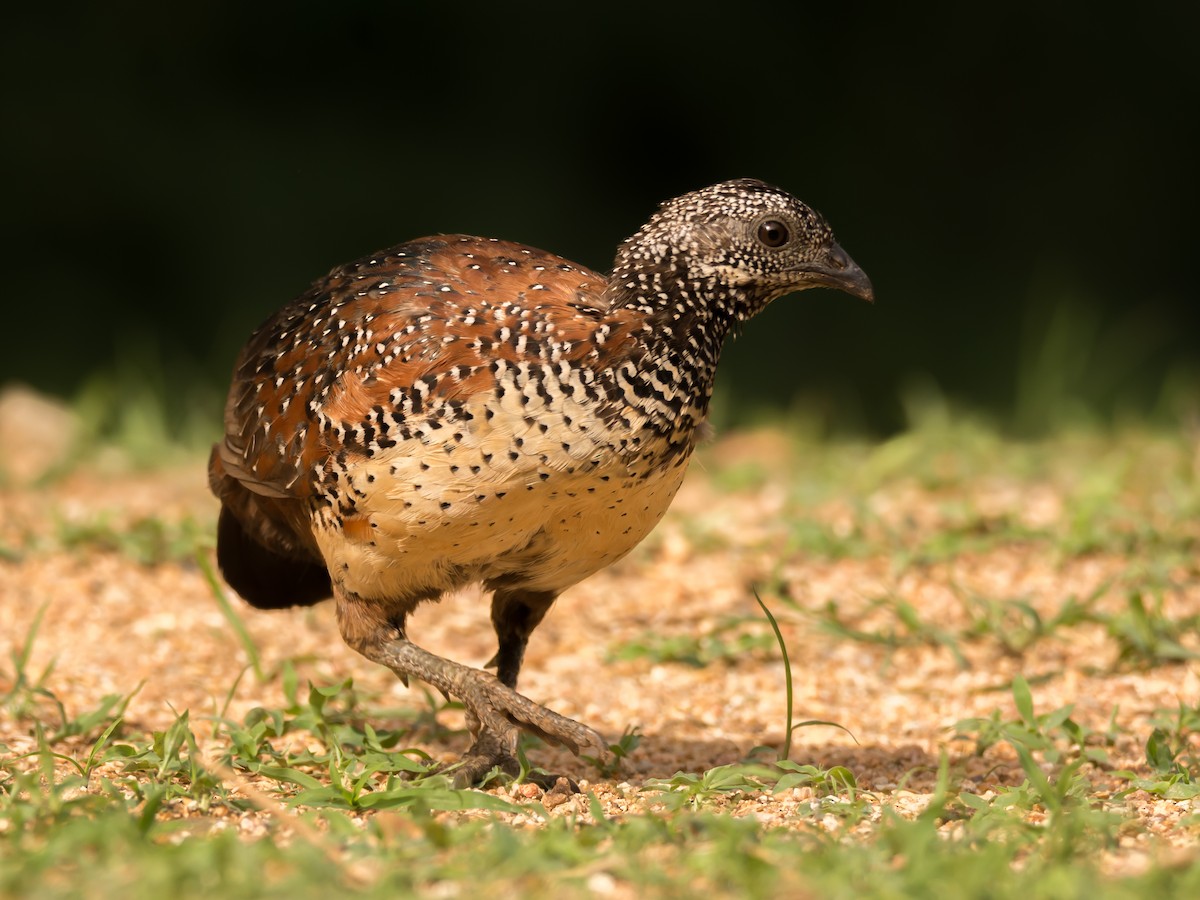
[611,178,874,322]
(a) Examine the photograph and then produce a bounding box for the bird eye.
[756,220,790,248]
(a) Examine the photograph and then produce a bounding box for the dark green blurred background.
[4,3,1196,435]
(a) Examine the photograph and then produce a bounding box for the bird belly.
[484,456,691,591]
[312,432,692,602]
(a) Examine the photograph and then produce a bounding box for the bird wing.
[210,235,636,523]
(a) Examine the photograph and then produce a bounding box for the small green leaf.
[1012,675,1035,726]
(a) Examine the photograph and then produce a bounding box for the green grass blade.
[196,549,263,681]
[753,589,793,760]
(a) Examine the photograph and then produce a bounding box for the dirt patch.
[2,432,1199,874]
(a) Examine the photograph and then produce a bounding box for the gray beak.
[802,242,875,302]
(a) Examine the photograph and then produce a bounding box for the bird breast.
[311,386,693,602]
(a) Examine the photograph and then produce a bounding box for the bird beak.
[797,242,875,303]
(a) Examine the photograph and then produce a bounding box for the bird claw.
[451,670,609,784]
[442,734,587,794]
[489,685,609,761]
[370,636,609,784]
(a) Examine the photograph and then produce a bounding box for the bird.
[208,178,873,786]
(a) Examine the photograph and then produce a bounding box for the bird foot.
[370,637,609,785]
[442,733,582,793]
[463,666,608,757]
[449,668,608,787]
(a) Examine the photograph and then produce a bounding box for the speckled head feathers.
[610,178,873,320]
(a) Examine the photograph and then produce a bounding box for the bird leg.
[382,638,608,787]
[336,591,608,788]
[484,586,558,688]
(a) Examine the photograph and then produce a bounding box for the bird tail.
[216,505,332,609]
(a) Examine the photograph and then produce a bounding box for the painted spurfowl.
[209,178,873,785]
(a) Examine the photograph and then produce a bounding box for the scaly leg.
[336,588,608,787]
[485,586,558,688]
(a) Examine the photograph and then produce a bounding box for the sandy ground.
[1,423,1199,874]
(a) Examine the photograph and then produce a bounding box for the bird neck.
[601,265,743,442]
